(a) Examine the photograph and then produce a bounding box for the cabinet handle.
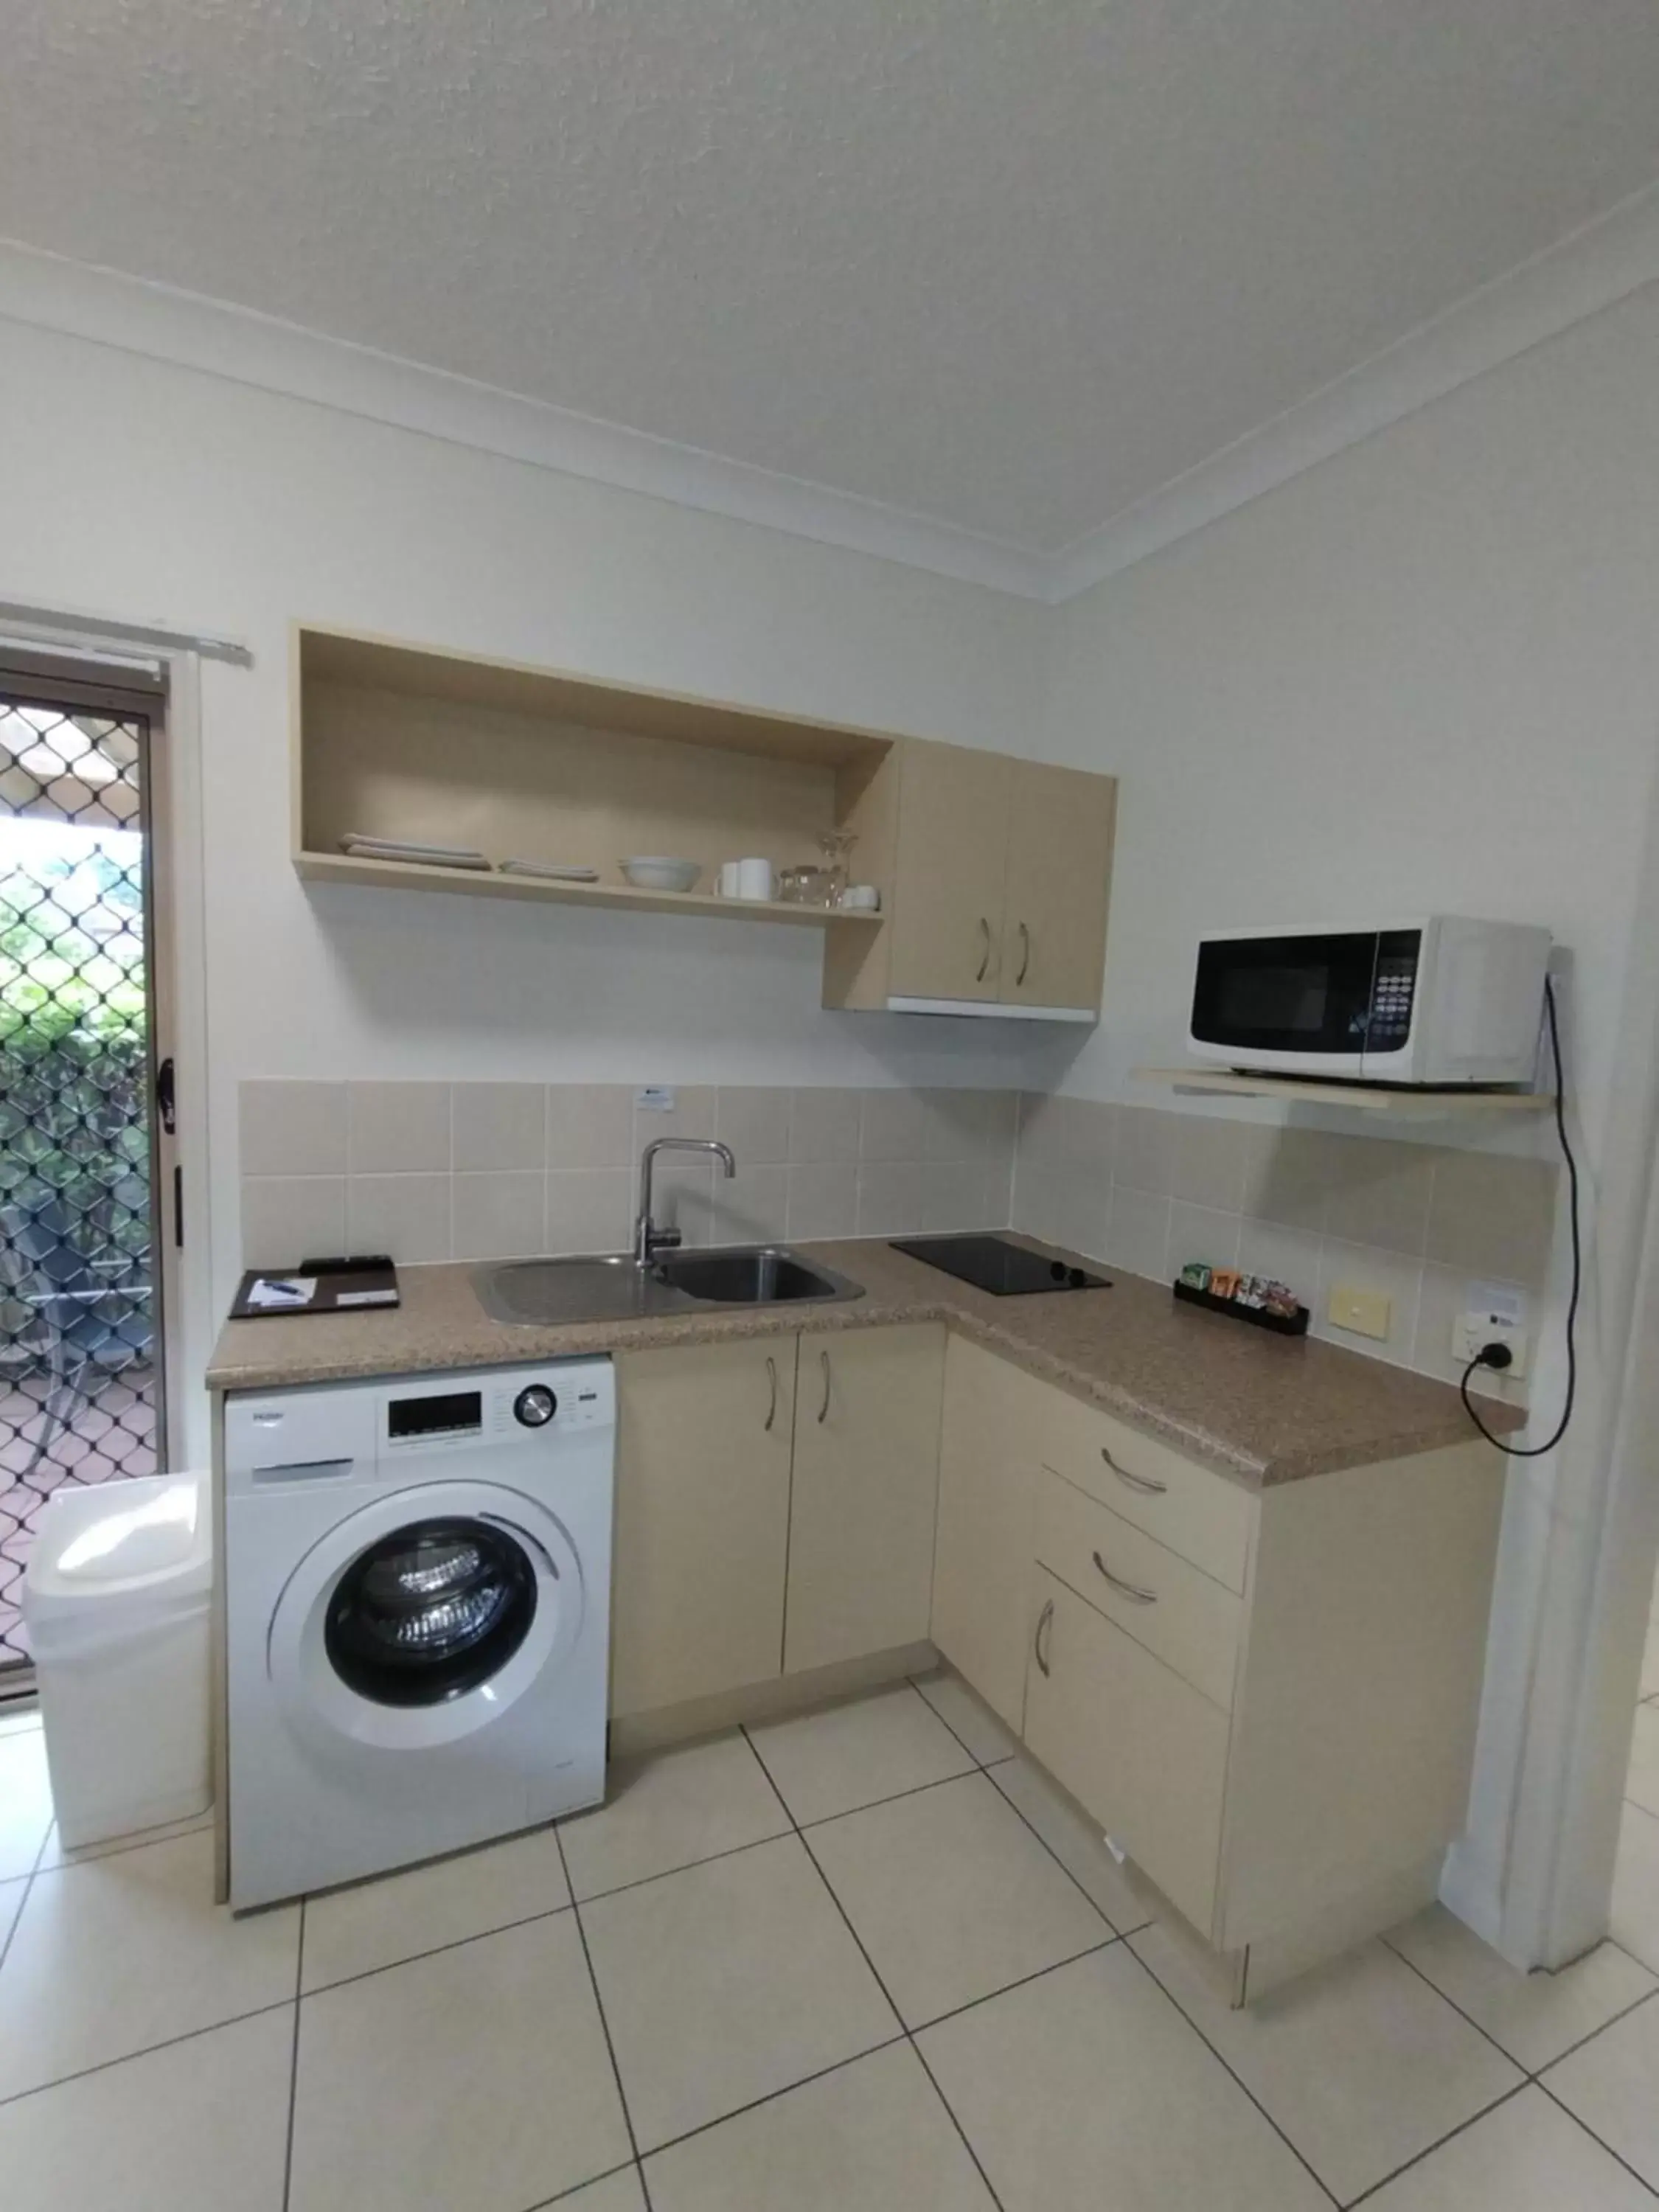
[764,1354,779,1433]
[817,1348,832,1424]
[1015,921,1031,986]
[1093,1551,1158,1604]
[1102,1444,1167,1496]
[975,916,992,983]
[1034,1596,1054,1677]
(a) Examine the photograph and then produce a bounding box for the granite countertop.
[206,1235,1520,1488]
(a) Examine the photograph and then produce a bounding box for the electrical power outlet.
[1452,1311,1529,1379]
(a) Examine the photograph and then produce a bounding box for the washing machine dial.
[513,1383,557,1428]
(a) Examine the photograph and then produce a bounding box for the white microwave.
[1187,917,1551,1085]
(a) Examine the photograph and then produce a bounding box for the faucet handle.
[650,1226,684,1255]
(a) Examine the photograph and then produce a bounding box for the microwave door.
[1190,932,1380,1073]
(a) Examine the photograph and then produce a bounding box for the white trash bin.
[24,1472,212,1849]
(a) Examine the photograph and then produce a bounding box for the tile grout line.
[525,2155,651,2208]
[1531,2073,1659,2204]
[0,1989,302,2110]
[911,1674,1154,1940]
[552,1822,655,2212]
[279,1897,305,2212]
[1119,1938,1343,2209]
[1529,1982,1659,2078]
[737,1722,1010,2212]
[1383,1928,1659,2083]
[1338,2080,1534,2211]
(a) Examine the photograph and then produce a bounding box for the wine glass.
[815,826,857,908]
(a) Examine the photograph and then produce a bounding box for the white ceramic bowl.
[622,856,702,894]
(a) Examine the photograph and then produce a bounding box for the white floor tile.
[581,1832,897,2152]
[748,1684,974,1827]
[1385,1905,1657,2072]
[560,1731,790,1902]
[918,1944,1329,2212]
[1626,1703,1659,1819]
[1363,2087,1654,2212]
[645,2041,994,2211]
[302,1823,570,1990]
[1641,1619,1659,1700]
[1130,1924,1523,2204]
[1543,1992,1659,2191]
[288,1912,630,2212]
[0,1828,299,2102]
[0,1877,24,1955]
[806,1771,1109,2028]
[989,1753,1147,1932]
[35,1806,215,1871]
[0,2006,293,2212]
[1611,1801,1659,1973]
[562,2170,648,2209]
[911,1669,1018,1766]
[0,1727,52,1882]
[0,1708,42,1739]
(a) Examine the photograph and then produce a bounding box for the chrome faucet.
[633,1138,736,1263]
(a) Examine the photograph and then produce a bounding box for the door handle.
[1034,1596,1054,1677]
[1093,1551,1158,1604]
[817,1348,832,1424]
[155,1055,177,1135]
[975,917,992,983]
[1015,922,1031,987]
[764,1354,779,1433]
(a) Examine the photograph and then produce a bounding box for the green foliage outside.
[1,837,152,1338]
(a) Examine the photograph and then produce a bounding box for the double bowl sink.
[476,1245,866,1326]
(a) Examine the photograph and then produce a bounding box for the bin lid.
[24,1473,212,1613]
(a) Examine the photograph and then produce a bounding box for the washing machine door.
[268,1480,585,1753]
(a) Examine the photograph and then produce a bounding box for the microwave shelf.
[1133,1068,1551,1117]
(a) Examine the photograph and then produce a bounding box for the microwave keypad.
[1368,958,1416,1046]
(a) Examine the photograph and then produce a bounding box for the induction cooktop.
[889,1234,1110,1297]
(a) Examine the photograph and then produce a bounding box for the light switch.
[1328,1281,1392,1340]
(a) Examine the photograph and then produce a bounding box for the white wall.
[1041,279,1659,1958]
[0,313,1052,1324]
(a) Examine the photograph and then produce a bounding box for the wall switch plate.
[1328,1282,1392,1340]
[635,1086,676,1112]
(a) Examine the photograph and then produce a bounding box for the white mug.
[720,857,774,901]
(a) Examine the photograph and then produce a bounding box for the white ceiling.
[6,1,1659,557]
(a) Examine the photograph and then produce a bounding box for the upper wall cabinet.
[291,627,1116,1021]
[821,740,1117,1020]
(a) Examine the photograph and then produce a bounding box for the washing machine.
[223,1359,613,1910]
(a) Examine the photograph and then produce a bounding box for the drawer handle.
[1093,1551,1158,1605]
[817,1348,832,1425]
[975,916,992,983]
[1034,1596,1054,1677]
[1102,1444,1167,1496]
[1015,921,1031,986]
[764,1354,779,1433]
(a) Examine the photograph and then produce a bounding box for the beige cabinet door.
[999,762,1116,1012]
[931,1335,1044,1730]
[611,1339,796,1717]
[1023,1568,1230,1936]
[784,1325,945,1674]
[888,740,1012,1003]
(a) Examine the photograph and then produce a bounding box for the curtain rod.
[0,597,254,667]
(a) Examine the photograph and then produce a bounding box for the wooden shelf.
[1133,1068,1551,1116]
[296,849,885,928]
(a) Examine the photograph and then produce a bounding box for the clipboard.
[229,1254,401,1320]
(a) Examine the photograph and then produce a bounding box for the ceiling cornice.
[0,239,1053,601]
[5,178,1659,611]
[1048,175,1659,603]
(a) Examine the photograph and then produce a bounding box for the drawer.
[1031,1387,1254,1594]
[1023,1568,1229,1936]
[1034,1470,1242,1711]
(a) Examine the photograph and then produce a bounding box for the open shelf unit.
[1133,1067,1551,1116]
[291,625,897,934]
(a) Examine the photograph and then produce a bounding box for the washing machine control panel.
[513,1384,557,1427]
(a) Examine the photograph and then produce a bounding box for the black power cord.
[1458,973,1579,1457]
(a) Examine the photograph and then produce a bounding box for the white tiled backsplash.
[238,1080,1554,1402]
[1013,1098,1556,1405]
[237,1082,1020,1270]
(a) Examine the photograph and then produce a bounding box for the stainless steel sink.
[476,1245,864,1326]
